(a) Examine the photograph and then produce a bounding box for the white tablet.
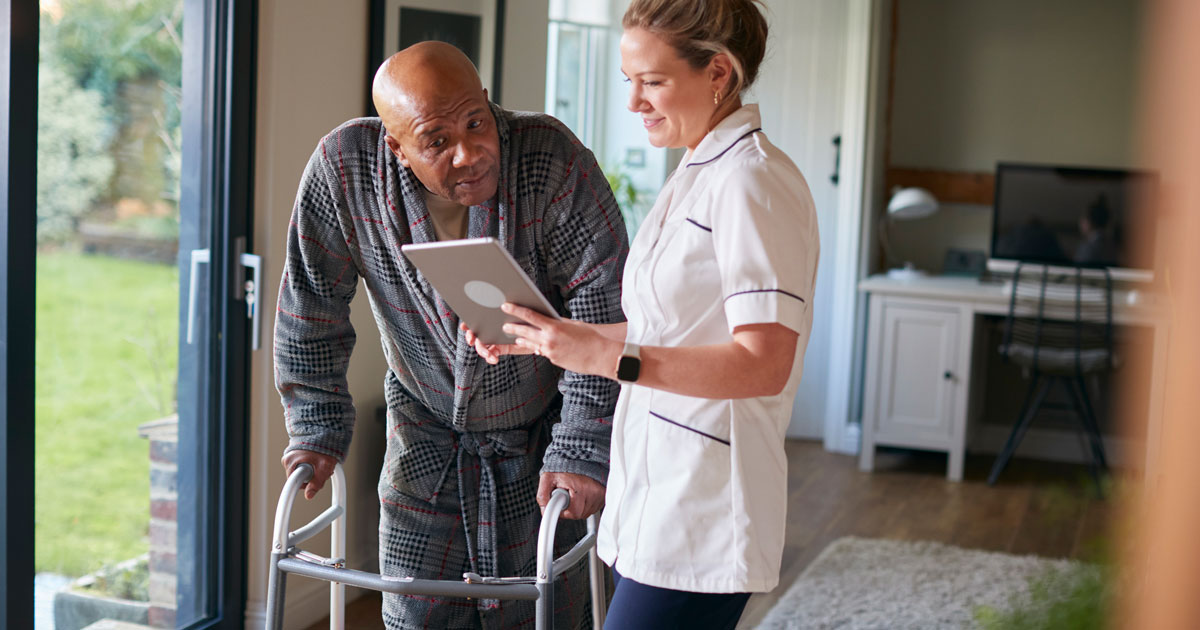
[401,237,561,345]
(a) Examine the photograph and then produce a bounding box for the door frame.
[178,0,257,626]
[822,0,878,454]
[1,0,38,626]
[0,0,257,626]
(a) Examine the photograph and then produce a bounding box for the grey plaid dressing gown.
[274,104,628,629]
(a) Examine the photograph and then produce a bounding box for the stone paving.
[35,572,73,629]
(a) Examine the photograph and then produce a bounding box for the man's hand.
[281,449,338,500]
[461,321,532,365]
[537,472,605,520]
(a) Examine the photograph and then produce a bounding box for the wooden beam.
[885,167,995,206]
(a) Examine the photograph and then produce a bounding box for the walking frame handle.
[265,463,606,630]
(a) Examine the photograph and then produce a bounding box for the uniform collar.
[684,104,762,168]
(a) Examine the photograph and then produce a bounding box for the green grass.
[36,251,178,576]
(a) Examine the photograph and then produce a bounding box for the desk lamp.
[884,186,939,280]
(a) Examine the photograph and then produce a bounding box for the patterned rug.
[754,537,1077,629]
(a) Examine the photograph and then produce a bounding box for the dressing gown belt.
[454,420,544,612]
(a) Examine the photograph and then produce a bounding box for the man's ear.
[482,88,489,103]
[384,134,410,168]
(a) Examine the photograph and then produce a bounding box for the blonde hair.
[622,0,769,101]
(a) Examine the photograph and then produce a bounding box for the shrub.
[974,563,1111,630]
[36,60,115,244]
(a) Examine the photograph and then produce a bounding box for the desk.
[857,274,1169,481]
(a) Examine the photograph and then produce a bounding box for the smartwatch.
[615,342,642,383]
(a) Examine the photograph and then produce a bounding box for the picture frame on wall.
[368,0,505,113]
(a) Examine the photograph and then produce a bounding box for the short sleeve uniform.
[597,104,820,593]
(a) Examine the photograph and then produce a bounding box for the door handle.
[186,248,210,344]
[830,134,842,186]
[234,236,264,351]
[186,243,263,350]
[240,252,263,351]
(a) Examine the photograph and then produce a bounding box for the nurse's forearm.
[594,322,628,342]
[630,323,798,399]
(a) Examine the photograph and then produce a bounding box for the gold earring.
[713,91,720,105]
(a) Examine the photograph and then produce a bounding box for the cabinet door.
[873,303,960,447]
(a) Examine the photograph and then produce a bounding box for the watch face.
[617,355,641,382]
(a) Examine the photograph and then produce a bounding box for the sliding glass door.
[4,0,255,628]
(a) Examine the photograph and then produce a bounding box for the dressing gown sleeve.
[273,139,361,463]
[540,146,629,484]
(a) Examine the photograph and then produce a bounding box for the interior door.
[753,0,851,439]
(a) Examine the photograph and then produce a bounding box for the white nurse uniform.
[597,104,819,594]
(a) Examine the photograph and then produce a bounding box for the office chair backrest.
[1000,262,1114,374]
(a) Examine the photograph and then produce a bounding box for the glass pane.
[547,8,664,237]
[34,1,190,628]
[552,24,584,135]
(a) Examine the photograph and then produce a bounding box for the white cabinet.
[859,296,972,481]
[857,273,1169,484]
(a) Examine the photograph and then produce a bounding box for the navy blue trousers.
[603,568,751,630]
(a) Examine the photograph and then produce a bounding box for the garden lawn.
[36,251,179,576]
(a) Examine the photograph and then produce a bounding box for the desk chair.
[988,263,1113,488]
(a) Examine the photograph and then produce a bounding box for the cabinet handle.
[943,371,953,381]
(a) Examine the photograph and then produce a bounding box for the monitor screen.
[991,163,1156,271]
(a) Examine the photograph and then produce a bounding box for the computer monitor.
[987,162,1157,282]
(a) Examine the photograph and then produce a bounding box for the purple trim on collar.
[686,128,762,168]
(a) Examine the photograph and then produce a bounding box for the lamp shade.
[887,187,939,220]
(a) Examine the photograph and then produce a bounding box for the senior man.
[274,42,627,629]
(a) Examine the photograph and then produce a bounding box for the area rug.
[754,537,1077,629]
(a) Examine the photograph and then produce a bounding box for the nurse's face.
[620,27,724,151]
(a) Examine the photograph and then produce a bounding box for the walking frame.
[265,463,608,629]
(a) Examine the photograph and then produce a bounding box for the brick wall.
[137,416,177,629]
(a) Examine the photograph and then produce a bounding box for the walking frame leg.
[330,466,347,630]
[265,464,311,629]
[587,515,606,630]
[266,551,288,630]
[264,463,348,630]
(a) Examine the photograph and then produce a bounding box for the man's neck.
[424,188,469,241]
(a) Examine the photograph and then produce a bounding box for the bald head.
[372,42,484,131]
[372,41,500,207]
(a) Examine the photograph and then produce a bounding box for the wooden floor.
[303,439,1116,629]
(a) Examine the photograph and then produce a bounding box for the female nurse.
[466,0,819,627]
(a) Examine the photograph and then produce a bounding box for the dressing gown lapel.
[376,132,459,368]
[450,103,513,425]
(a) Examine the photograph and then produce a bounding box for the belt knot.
[456,428,529,459]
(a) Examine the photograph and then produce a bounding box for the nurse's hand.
[538,471,605,519]
[460,321,532,364]
[500,303,621,378]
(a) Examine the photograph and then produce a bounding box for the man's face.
[386,87,500,207]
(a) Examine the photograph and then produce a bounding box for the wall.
[246,1,384,627]
[891,0,1142,172]
[885,0,1145,273]
[500,0,549,112]
[245,2,552,626]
